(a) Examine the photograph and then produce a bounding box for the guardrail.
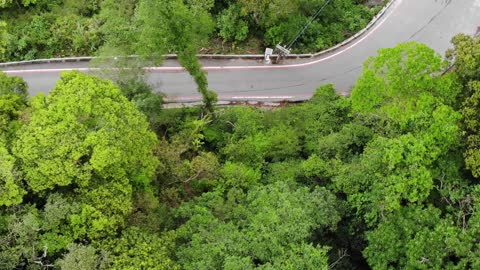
[0,0,395,67]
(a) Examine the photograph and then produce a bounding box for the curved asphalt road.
[2,0,480,101]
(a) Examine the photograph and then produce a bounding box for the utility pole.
[267,0,333,63]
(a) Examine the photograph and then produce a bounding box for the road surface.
[2,0,480,101]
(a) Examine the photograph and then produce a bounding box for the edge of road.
[0,0,395,68]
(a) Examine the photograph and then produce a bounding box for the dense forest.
[3,0,480,269]
[1,31,480,269]
[0,0,383,62]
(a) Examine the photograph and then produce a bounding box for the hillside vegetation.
[0,0,383,62]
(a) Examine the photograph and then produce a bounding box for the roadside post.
[264,48,273,64]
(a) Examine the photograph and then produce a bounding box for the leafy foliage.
[176,181,340,269]
[447,34,480,82]
[341,43,463,224]
[0,0,37,8]
[449,35,480,178]
[364,206,464,269]
[0,21,6,55]
[2,38,480,270]
[0,142,26,206]
[56,243,107,270]
[351,42,459,123]
[100,227,179,270]
[13,72,158,239]
[0,73,28,206]
[462,81,480,177]
[0,0,379,61]
[0,72,28,141]
[217,4,249,44]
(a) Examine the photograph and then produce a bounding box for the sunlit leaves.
[14,71,158,192]
[13,72,158,239]
[341,42,462,224]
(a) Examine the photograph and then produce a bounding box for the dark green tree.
[176,181,341,269]
[446,34,480,82]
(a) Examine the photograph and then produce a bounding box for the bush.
[217,4,249,44]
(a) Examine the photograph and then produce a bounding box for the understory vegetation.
[0,0,383,62]
[1,34,480,269]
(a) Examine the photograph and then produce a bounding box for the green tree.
[0,71,27,98]
[222,132,270,167]
[236,0,372,52]
[155,115,220,204]
[0,0,37,8]
[0,72,28,141]
[0,142,26,206]
[0,205,45,268]
[448,35,480,178]
[461,81,480,177]
[362,202,480,269]
[40,193,79,254]
[100,227,179,270]
[176,181,340,269]
[351,42,460,129]
[238,0,299,27]
[13,71,158,238]
[446,34,480,82]
[0,21,6,55]
[56,244,107,270]
[340,42,462,224]
[217,161,261,191]
[49,14,102,57]
[264,124,300,162]
[0,73,28,207]
[135,0,217,111]
[217,3,249,44]
[335,120,460,224]
[314,123,374,161]
[97,0,138,53]
[290,84,350,155]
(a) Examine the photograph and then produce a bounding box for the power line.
[285,0,334,50]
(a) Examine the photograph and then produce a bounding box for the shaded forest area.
[0,0,383,62]
[1,33,480,269]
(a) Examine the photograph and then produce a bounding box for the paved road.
[2,0,480,101]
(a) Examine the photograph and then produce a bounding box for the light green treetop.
[13,71,158,238]
[351,42,460,130]
[14,71,158,192]
[340,42,462,224]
